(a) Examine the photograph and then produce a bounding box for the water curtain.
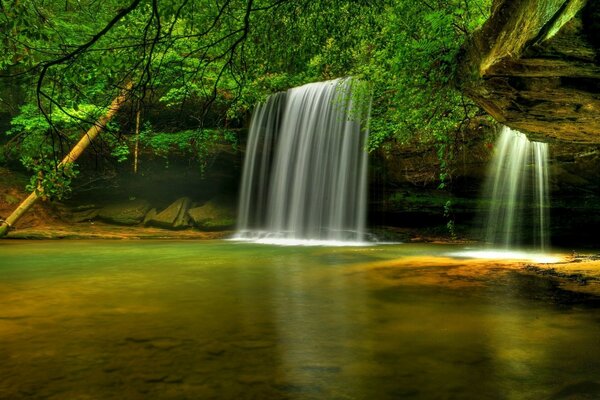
[483,126,550,251]
[236,78,371,243]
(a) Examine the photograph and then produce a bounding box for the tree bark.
[0,83,132,237]
[134,107,141,174]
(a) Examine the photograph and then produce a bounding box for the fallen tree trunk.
[0,83,132,237]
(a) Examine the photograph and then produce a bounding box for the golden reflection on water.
[1,240,599,399]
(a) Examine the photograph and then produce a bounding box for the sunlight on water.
[449,249,564,263]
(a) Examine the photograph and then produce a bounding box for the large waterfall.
[235,78,371,244]
[483,126,550,251]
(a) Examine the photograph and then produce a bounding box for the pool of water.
[1,240,599,399]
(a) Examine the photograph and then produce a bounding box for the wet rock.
[187,199,236,230]
[147,197,191,230]
[97,199,151,225]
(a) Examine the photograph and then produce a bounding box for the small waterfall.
[235,78,371,244]
[483,126,550,251]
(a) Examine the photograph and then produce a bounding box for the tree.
[0,84,131,236]
[0,0,492,220]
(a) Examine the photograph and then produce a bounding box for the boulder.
[97,199,151,225]
[187,199,236,230]
[54,203,100,223]
[63,208,99,223]
[146,197,191,229]
[143,208,157,225]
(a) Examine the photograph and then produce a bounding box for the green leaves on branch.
[356,1,491,152]
[139,125,237,173]
[1,0,492,192]
[21,156,79,201]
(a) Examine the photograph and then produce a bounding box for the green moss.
[187,200,236,231]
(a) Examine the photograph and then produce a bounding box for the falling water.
[235,78,371,244]
[483,126,550,251]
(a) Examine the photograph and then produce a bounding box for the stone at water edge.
[187,199,235,230]
[146,197,192,230]
[62,208,99,223]
[97,199,151,225]
[143,208,157,225]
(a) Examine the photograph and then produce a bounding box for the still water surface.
[1,240,600,399]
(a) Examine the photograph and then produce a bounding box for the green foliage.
[444,200,457,239]
[1,0,492,202]
[355,1,490,152]
[140,124,237,173]
[21,157,79,201]
[110,142,130,163]
[8,104,107,137]
[5,102,119,172]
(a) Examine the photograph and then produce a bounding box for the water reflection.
[0,241,599,399]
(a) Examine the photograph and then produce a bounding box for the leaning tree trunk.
[0,84,132,237]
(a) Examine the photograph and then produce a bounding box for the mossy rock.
[97,199,151,225]
[63,208,99,223]
[187,200,236,230]
[143,208,157,225]
[146,197,191,230]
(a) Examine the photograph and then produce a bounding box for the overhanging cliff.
[457,0,599,143]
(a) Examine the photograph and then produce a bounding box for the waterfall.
[235,78,371,244]
[483,126,550,251]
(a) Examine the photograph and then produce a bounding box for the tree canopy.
[0,0,491,198]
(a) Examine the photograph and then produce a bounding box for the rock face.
[146,197,192,230]
[97,199,151,225]
[187,199,236,230]
[368,124,600,247]
[458,0,600,143]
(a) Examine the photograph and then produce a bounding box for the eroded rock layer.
[458,0,599,143]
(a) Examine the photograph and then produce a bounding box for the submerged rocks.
[187,199,236,230]
[97,199,151,225]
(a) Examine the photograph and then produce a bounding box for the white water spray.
[483,126,550,251]
[235,78,371,243]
